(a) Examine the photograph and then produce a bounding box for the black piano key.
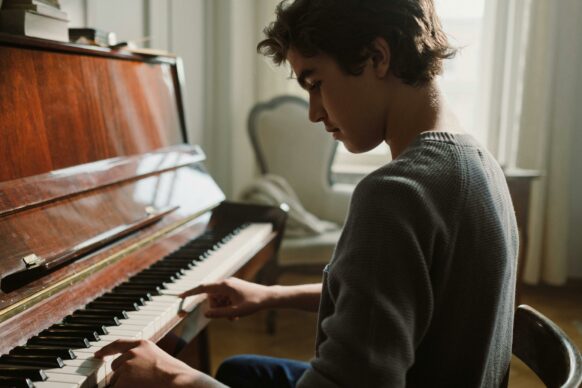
[169,250,208,257]
[141,268,186,276]
[125,279,168,288]
[126,276,169,284]
[93,296,146,306]
[63,315,121,326]
[183,242,214,248]
[0,376,34,388]
[105,290,153,301]
[161,257,199,264]
[150,262,195,270]
[73,309,128,319]
[39,329,100,342]
[85,302,140,312]
[50,323,109,335]
[170,251,208,259]
[131,273,177,282]
[114,285,162,295]
[0,355,64,368]
[173,244,211,251]
[0,367,48,382]
[27,336,91,349]
[9,347,76,360]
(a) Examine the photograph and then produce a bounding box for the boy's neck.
[383,79,462,159]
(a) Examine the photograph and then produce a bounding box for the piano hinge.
[22,254,45,268]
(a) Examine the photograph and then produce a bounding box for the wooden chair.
[510,304,582,387]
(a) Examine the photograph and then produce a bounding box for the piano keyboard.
[0,222,273,388]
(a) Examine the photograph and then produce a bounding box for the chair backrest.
[248,95,338,215]
[512,304,582,388]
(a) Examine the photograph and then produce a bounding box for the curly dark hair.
[257,0,456,86]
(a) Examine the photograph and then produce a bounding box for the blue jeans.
[215,354,310,388]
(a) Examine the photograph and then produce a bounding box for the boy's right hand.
[179,277,273,319]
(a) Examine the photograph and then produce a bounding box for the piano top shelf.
[0,32,177,64]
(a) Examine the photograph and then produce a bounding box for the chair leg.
[257,257,281,335]
[266,310,278,335]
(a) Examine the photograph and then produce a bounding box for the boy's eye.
[308,80,321,92]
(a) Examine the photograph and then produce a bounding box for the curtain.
[203,0,294,199]
[506,0,582,284]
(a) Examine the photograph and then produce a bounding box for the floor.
[206,274,582,387]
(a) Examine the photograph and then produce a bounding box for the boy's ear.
[370,37,390,77]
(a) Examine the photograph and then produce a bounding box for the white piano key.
[44,366,98,388]
[105,328,143,338]
[98,334,139,342]
[34,382,79,388]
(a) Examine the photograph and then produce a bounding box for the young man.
[97,0,519,387]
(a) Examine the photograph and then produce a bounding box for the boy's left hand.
[95,339,226,388]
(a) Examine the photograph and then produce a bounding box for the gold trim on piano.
[0,205,215,324]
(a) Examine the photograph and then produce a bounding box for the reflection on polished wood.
[0,34,184,182]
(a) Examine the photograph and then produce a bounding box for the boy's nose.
[308,96,326,123]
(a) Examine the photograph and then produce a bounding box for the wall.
[566,18,582,278]
[59,0,265,199]
[60,0,206,147]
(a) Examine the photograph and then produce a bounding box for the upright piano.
[0,34,286,388]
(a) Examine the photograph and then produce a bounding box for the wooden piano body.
[0,34,286,387]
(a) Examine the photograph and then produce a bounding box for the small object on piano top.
[69,27,116,47]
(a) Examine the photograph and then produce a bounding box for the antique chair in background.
[246,96,353,331]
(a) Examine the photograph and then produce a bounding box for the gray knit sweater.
[298,132,518,388]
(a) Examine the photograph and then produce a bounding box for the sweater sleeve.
[298,173,443,387]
